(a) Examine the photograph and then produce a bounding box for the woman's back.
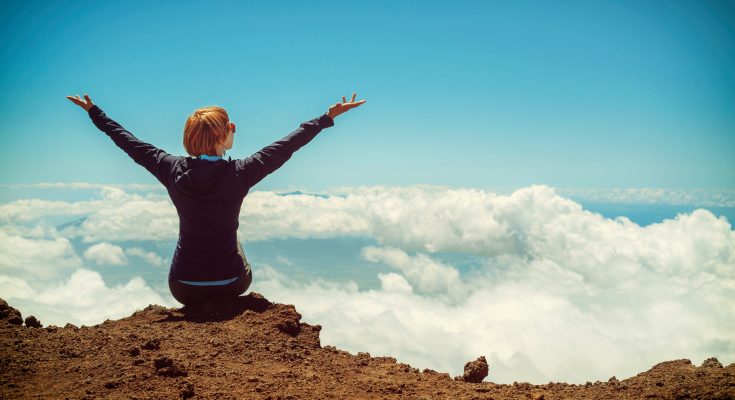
[167,156,248,282]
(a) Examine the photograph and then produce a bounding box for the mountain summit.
[1,295,732,399]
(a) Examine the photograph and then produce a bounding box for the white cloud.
[557,187,735,207]
[361,246,462,298]
[0,223,62,239]
[0,228,175,328]
[0,275,35,300]
[275,255,293,266]
[83,242,127,266]
[125,247,165,267]
[244,185,734,384]
[8,268,175,327]
[0,186,177,242]
[71,189,178,243]
[0,183,733,385]
[0,230,83,281]
[377,272,414,294]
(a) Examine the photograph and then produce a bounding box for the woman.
[66,92,366,306]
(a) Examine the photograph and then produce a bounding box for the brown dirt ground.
[1,294,733,400]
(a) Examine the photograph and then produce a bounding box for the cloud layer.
[0,184,733,384]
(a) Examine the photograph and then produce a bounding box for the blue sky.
[1,0,733,190]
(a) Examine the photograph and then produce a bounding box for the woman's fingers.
[345,100,366,109]
[66,96,82,106]
[66,93,93,110]
[331,93,366,116]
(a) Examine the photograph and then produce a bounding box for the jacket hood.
[173,158,230,196]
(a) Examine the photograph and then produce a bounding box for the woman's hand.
[327,92,366,120]
[66,94,95,112]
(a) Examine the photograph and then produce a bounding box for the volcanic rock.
[701,357,723,368]
[23,315,42,328]
[0,298,23,325]
[461,356,489,383]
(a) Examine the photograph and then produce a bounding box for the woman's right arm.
[234,113,334,189]
[235,92,366,189]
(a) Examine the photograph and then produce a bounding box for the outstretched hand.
[327,92,366,120]
[66,94,94,112]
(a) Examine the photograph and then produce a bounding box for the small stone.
[462,356,489,383]
[153,356,187,377]
[154,356,173,370]
[179,382,195,399]
[277,320,301,336]
[701,357,723,368]
[24,315,43,328]
[103,380,121,389]
[141,338,160,350]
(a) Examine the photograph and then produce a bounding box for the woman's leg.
[169,274,250,306]
[235,240,253,296]
[169,278,208,306]
[168,240,252,306]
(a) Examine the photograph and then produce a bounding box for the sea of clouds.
[0,183,733,384]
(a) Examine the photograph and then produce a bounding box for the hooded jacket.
[87,104,335,282]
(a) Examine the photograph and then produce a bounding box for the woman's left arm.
[67,94,179,187]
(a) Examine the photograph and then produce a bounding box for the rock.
[275,304,302,336]
[462,356,489,383]
[24,315,43,328]
[701,357,723,368]
[141,338,161,350]
[153,356,187,378]
[0,298,23,325]
[179,381,195,399]
[103,379,122,389]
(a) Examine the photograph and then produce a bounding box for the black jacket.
[87,104,335,281]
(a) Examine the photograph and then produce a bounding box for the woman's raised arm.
[235,92,366,190]
[66,94,180,187]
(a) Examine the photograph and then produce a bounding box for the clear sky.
[1,0,733,190]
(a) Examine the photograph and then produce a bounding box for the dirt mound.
[1,294,733,399]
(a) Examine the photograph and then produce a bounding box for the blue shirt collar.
[198,154,223,161]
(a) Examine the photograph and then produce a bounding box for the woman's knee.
[169,279,200,306]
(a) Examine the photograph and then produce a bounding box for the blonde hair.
[183,106,229,157]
